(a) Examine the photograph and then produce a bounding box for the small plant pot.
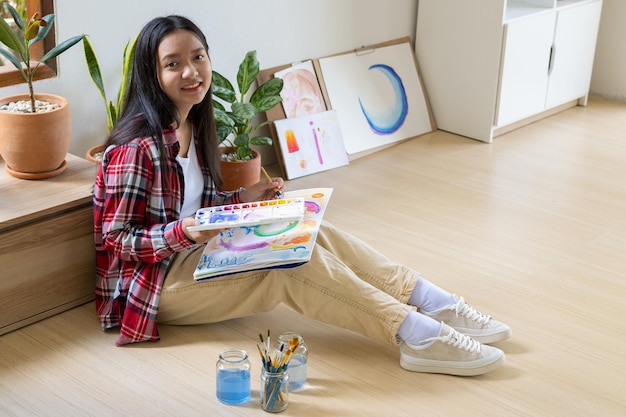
[0,93,71,180]
[219,147,261,191]
[86,144,105,163]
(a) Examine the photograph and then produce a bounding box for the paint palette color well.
[187,198,305,232]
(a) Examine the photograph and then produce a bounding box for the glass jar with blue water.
[276,332,308,391]
[216,348,251,404]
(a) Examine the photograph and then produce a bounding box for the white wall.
[0,0,621,160]
[589,0,626,101]
[0,0,419,160]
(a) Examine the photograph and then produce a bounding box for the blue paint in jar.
[216,369,251,404]
[216,349,251,405]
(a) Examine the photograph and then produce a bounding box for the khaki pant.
[159,222,419,345]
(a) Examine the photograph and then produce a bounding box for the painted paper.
[275,61,327,118]
[318,42,432,155]
[274,110,349,179]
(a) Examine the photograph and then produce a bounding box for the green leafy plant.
[83,35,137,133]
[211,50,283,161]
[0,2,85,112]
[0,0,26,23]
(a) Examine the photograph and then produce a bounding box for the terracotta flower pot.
[0,94,71,180]
[86,144,105,163]
[219,147,261,191]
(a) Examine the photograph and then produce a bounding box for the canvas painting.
[318,42,432,155]
[274,110,349,179]
[275,61,327,118]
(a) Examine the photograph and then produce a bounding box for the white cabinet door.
[495,12,556,127]
[546,1,603,108]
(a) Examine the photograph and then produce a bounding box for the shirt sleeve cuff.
[216,187,244,205]
[164,220,197,251]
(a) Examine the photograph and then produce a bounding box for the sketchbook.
[193,188,333,280]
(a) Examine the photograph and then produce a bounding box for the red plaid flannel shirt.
[93,129,240,345]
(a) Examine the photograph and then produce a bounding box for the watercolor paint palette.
[187,198,306,232]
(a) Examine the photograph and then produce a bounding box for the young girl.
[93,15,511,376]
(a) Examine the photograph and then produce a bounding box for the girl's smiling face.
[156,29,212,116]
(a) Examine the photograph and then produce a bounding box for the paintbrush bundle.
[257,330,301,373]
[257,330,300,412]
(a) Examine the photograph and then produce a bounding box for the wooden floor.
[1,97,625,416]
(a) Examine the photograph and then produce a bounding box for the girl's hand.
[181,217,225,244]
[240,177,285,202]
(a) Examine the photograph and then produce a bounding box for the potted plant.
[82,34,137,163]
[0,2,85,179]
[211,50,283,190]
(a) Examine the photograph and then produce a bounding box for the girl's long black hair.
[106,15,222,189]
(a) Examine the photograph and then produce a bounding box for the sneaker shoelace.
[424,327,482,353]
[454,296,492,326]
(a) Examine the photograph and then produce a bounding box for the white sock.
[408,276,456,313]
[397,310,443,345]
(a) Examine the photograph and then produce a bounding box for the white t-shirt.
[176,135,204,218]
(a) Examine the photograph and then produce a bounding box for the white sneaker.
[421,295,512,344]
[400,323,505,376]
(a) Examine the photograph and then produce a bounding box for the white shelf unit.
[415,0,603,142]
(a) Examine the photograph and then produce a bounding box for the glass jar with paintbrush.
[258,330,302,412]
[275,332,308,391]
